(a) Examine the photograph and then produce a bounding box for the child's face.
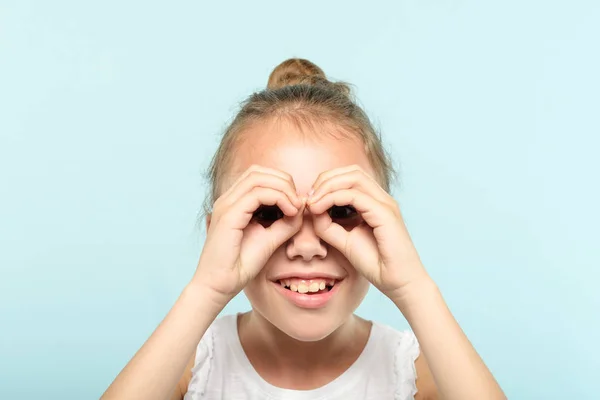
[228,118,376,341]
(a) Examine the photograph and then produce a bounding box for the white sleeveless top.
[184,314,420,400]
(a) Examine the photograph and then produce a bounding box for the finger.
[218,169,303,211]
[311,165,363,190]
[220,186,299,230]
[238,204,304,281]
[309,168,392,208]
[313,213,378,267]
[312,212,349,252]
[262,201,306,248]
[313,212,381,278]
[221,165,298,200]
[228,165,297,193]
[311,165,378,194]
[308,189,394,230]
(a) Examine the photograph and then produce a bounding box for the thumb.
[312,212,349,254]
[263,202,306,252]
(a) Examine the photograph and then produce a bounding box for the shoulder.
[189,313,235,375]
[180,314,237,399]
[371,322,438,400]
[414,351,438,400]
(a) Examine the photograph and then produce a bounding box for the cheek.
[243,282,270,318]
[243,272,269,302]
[347,274,370,309]
[242,258,278,307]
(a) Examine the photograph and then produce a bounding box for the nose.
[286,214,327,262]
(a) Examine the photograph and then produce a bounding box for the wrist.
[183,280,233,314]
[389,275,440,315]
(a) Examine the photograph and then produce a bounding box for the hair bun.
[266,58,351,97]
[267,58,326,89]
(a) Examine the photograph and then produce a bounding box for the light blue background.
[1,1,598,398]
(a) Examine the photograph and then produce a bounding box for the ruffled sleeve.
[183,326,215,400]
[394,330,420,400]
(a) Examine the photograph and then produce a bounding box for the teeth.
[298,283,309,293]
[278,278,339,292]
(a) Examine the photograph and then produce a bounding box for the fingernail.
[307,189,316,205]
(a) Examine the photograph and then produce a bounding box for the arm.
[168,352,196,400]
[101,166,304,400]
[414,352,438,400]
[306,165,505,400]
[101,284,223,400]
[395,272,506,400]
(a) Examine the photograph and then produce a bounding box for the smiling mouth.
[277,278,340,294]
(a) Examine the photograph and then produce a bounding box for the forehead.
[227,118,375,193]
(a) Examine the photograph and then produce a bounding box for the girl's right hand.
[191,165,304,304]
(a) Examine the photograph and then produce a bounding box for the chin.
[266,308,347,342]
[243,277,370,342]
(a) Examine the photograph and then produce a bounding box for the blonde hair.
[203,58,396,215]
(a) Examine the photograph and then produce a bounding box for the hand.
[193,165,304,303]
[307,165,429,302]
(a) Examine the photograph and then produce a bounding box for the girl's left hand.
[307,165,430,302]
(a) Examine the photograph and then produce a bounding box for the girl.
[102,58,505,400]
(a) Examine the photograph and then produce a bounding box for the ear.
[205,214,212,231]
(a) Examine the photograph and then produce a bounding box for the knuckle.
[314,172,326,184]
[239,165,257,180]
[350,169,364,178]
[248,170,261,180]
[273,190,287,202]
[213,197,225,211]
[219,212,236,226]
[350,192,357,203]
[209,209,224,225]
[252,186,276,203]
[280,174,295,188]
[249,186,263,197]
[211,203,227,220]
[278,175,293,189]
[385,202,400,216]
[248,164,261,171]
[283,171,294,183]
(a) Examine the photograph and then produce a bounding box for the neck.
[238,311,371,371]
